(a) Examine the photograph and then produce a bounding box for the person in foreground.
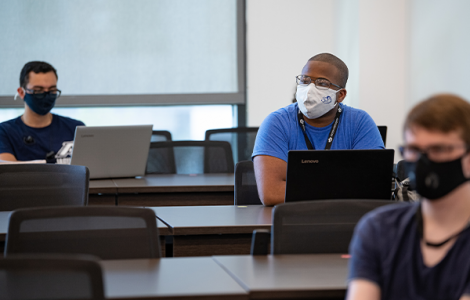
[252,53,384,206]
[0,61,84,162]
[347,94,470,300]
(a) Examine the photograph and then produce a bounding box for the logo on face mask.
[322,96,332,104]
[296,84,341,119]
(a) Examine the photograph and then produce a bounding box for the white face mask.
[296,84,342,119]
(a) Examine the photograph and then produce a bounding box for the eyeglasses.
[295,75,342,90]
[399,144,469,163]
[24,88,62,99]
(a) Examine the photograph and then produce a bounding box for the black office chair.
[146,140,234,174]
[151,130,172,142]
[5,206,161,260]
[251,199,400,255]
[205,127,259,163]
[234,160,262,205]
[377,126,387,147]
[0,164,89,211]
[396,159,412,181]
[0,255,104,300]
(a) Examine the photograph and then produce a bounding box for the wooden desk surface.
[150,205,273,235]
[88,179,117,194]
[213,254,349,299]
[112,173,234,194]
[101,257,248,300]
[0,211,170,241]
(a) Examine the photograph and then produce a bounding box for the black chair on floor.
[5,206,161,260]
[251,199,401,255]
[377,126,387,146]
[0,164,89,211]
[146,140,234,174]
[151,130,172,142]
[0,255,104,300]
[205,127,259,163]
[234,160,262,205]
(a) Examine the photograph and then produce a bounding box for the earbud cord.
[21,114,54,155]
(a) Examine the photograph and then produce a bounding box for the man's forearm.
[253,155,287,206]
[258,180,286,206]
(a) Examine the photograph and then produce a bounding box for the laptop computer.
[71,125,153,179]
[285,149,395,202]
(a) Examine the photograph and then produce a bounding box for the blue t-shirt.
[252,103,384,162]
[349,203,470,300]
[0,114,85,161]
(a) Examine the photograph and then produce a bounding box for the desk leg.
[159,236,166,257]
[172,234,253,257]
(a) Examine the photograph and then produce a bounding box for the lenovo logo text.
[81,135,94,138]
[301,159,319,164]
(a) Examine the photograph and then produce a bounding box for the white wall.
[356,0,408,161]
[246,0,335,126]
[246,0,409,162]
[409,0,470,106]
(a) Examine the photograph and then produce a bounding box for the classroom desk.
[101,257,248,300]
[88,179,118,205]
[150,205,273,257]
[213,254,349,299]
[113,173,235,206]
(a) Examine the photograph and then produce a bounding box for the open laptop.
[70,125,153,179]
[285,149,395,202]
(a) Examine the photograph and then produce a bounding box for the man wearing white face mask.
[252,53,384,206]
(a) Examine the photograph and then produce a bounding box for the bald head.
[308,53,349,87]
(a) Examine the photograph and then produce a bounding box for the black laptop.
[285,149,395,202]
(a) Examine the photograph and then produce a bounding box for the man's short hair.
[308,53,349,88]
[19,61,58,88]
[404,94,470,146]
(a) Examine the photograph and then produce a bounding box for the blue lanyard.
[297,106,342,150]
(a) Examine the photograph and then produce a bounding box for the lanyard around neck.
[297,106,342,150]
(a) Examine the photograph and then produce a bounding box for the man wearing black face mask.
[0,61,84,162]
[347,94,470,300]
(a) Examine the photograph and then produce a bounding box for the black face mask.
[408,154,469,200]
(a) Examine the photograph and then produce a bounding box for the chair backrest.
[146,140,234,174]
[0,255,104,300]
[377,126,387,146]
[396,159,412,181]
[234,160,262,205]
[205,127,259,163]
[271,199,398,254]
[0,164,89,211]
[5,206,161,260]
[151,130,172,142]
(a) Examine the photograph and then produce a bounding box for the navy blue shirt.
[0,114,84,161]
[349,202,470,300]
[252,103,384,162]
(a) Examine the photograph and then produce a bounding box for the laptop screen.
[285,149,395,202]
[71,125,153,179]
